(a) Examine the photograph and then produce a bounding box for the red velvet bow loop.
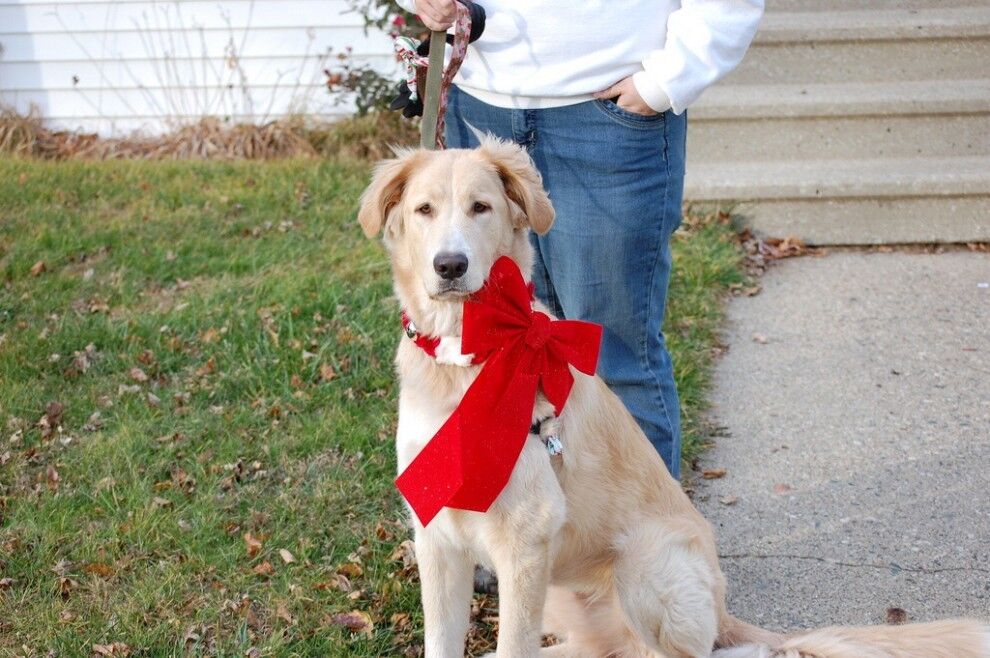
[395,257,603,526]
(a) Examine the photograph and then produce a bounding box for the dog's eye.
[416,203,433,216]
[472,201,490,214]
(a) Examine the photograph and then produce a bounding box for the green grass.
[0,157,745,657]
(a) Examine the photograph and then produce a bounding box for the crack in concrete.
[718,553,990,575]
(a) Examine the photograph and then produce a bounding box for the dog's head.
[358,138,554,331]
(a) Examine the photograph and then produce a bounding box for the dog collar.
[400,282,537,364]
[401,312,485,367]
[402,313,565,457]
[401,311,442,358]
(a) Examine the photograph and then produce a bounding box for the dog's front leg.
[482,436,566,658]
[416,530,474,658]
[489,533,553,658]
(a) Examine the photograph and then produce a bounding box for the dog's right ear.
[357,149,420,238]
[477,137,555,235]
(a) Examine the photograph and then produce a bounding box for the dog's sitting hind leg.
[539,586,658,658]
[613,520,720,658]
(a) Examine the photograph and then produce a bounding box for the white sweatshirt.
[395,0,763,114]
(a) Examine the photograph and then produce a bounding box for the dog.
[357,138,990,658]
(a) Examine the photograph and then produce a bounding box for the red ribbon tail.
[448,370,536,512]
[395,350,537,526]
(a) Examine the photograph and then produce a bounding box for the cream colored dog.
[357,139,990,658]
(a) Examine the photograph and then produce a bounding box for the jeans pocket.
[593,98,665,130]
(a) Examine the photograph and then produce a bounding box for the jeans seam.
[641,112,678,468]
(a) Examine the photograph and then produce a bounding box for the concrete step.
[684,156,990,244]
[688,80,990,162]
[767,0,979,10]
[729,7,990,84]
[756,7,990,42]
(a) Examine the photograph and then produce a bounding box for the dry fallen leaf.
[46,464,61,491]
[58,576,78,599]
[244,532,262,558]
[39,401,65,439]
[389,540,417,568]
[390,612,411,630]
[129,367,149,383]
[252,560,275,577]
[276,602,295,624]
[320,363,336,382]
[92,643,130,657]
[314,574,352,592]
[337,562,364,579]
[196,357,216,377]
[701,468,727,480]
[30,261,47,276]
[330,610,374,637]
[886,607,908,625]
[752,333,769,344]
[374,520,395,542]
[773,483,794,495]
[278,548,296,564]
[84,562,114,578]
[719,495,739,506]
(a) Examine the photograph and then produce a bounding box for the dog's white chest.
[395,388,457,473]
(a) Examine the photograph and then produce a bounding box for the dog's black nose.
[433,252,469,280]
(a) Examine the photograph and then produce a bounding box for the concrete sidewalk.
[694,250,990,631]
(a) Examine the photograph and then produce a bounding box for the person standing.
[397,0,763,478]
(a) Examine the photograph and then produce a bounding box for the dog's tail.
[715,615,990,658]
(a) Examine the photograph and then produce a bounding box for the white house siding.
[0,0,397,135]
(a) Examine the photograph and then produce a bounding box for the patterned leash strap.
[432,3,472,149]
[391,3,472,150]
[393,35,429,105]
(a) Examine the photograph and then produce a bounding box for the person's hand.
[594,76,659,117]
[415,0,457,31]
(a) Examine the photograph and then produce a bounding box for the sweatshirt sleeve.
[633,0,764,115]
[395,0,418,14]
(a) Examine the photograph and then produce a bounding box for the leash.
[419,29,447,150]
[392,2,481,150]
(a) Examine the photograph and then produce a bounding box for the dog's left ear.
[357,149,422,238]
[478,138,555,235]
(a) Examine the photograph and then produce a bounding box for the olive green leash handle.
[420,30,447,151]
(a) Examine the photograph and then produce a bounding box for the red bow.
[395,257,602,526]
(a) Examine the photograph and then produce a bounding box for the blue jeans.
[446,85,687,478]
